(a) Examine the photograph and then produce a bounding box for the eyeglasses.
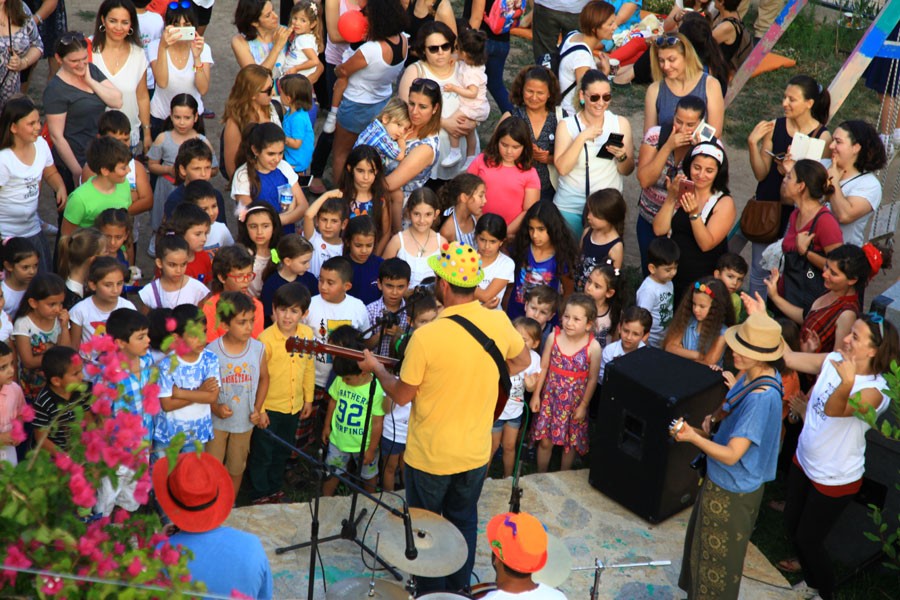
[425,42,452,54]
[587,93,612,103]
[868,312,884,340]
[656,35,680,47]
[411,77,440,93]
[694,282,714,297]
[169,1,192,10]
[226,272,257,282]
[258,83,275,95]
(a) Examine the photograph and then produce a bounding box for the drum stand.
[572,559,672,600]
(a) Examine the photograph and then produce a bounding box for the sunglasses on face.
[425,42,452,54]
[656,35,680,47]
[586,93,612,103]
[169,1,192,9]
[258,83,275,95]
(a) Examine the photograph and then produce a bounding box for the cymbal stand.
[262,429,411,599]
[572,559,672,600]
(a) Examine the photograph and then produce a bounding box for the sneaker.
[322,111,337,134]
[791,580,819,599]
[441,147,462,168]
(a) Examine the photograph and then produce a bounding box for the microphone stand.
[263,428,414,598]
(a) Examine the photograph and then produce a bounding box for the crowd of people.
[0,0,898,597]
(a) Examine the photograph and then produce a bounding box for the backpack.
[483,0,523,35]
[724,17,753,72]
[540,31,592,100]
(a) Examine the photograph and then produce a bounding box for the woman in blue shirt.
[672,312,785,600]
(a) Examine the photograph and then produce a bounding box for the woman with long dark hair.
[0,0,43,109]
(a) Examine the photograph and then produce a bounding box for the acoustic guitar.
[284,336,399,369]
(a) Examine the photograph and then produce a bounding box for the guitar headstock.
[668,418,686,438]
[285,336,321,355]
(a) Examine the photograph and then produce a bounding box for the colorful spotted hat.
[486,512,548,573]
[428,241,484,287]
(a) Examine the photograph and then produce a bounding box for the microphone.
[403,507,418,560]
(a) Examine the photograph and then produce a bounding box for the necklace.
[409,230,430,257]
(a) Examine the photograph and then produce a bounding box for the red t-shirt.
[202,292,266,343]
[186,250,213,286]
[782,207,843,255]
[467,153,540,225]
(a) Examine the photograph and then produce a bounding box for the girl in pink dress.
[531,293,602,472]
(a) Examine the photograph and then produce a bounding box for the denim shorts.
[337,97,389,134]
[492,414,523,433]
[381,434,406,456]
[326,441,379,480]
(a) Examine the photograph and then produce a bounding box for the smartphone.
[678,178,695,199]
[694,120,716,143]
[764,149,786,161]
[596,133,625,159]
[296,175,314,187]
[174,26,196,41]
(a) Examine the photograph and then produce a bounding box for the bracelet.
[33,14,42,24]
[616,153,627,163]
[193,62,205,72]
[689,213,700,221]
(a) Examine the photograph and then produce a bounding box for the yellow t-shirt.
[259,323,315,414]
[401,301,525,475]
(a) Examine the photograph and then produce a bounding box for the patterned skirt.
[678,477,765,600]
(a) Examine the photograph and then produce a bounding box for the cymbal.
[325,577,410,600]
[370,507,467,577]
[533,533,573,588]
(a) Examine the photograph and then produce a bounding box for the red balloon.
[337,10,368,44]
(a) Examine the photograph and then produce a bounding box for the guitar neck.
[287,337,399,368]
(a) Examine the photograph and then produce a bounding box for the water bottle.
[278,184,293,213]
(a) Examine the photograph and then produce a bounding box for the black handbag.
[782,211,826,314]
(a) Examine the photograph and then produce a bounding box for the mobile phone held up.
[174,26,196,41]
[678,178,695,201]
[596,133,625,160]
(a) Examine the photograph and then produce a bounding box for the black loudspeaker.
[589,347,728,523]
[825,409,900,576]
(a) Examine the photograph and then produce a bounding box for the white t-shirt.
[796,352,889,486]
[138,277,209,310]
[283,33,318,78]
[835,171,881,246]
[1,282,25,320]
[343,39,407,104]
[636,277,674,348]
[558,34,595,115]
[70,296,137,345]
[483,583,568,600]
[0,137,54,237]
[498,349,541,421]
[138,11,164,89]
[599,339,647,381]
[304,294,371,387]
[382,397,411,443]
[231,161,299,200]
[479,253,515,310]
[307,230,344,278]
[13,314,62,344]
[205,221,234,251]
[0,311,11,343]
[93,43,149,148]
[148,40,214,118]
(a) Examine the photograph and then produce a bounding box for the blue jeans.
[405,462,488,593]
[636,216,660,277]
[485,39,513,115]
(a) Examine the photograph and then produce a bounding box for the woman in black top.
[403,0,456,64]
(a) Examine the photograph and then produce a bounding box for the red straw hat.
[486,512,548,574]
[152,452,235,533]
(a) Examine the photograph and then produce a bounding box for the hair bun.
[822,182,836,196]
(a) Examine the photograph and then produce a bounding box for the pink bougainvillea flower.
[96,554,118,578]
[69,473,97,509]
[165,317,177,332]
[142,382,161,416]
[53,452,73,472]
[159,544,181,566]
[90,397,112,417]
[40,575,63,595]
[126,556,143,578]
[9,420,26,445]
[134,473,152,505]
[2,543,32,585]
[18,403,34,423]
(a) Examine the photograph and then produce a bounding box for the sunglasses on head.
[656,35,680,47]
[425,42,452,54]
[58,31,86,45]
[869,312,885,341]
[169,1,192,9]
[586,92,612,103]
[411,77,440,93]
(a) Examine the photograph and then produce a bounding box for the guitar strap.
[446,315,512,397]
[712,375,782,424]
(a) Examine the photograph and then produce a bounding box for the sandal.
[777,558,803,573]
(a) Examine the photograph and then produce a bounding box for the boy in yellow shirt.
[249,283,315,504]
